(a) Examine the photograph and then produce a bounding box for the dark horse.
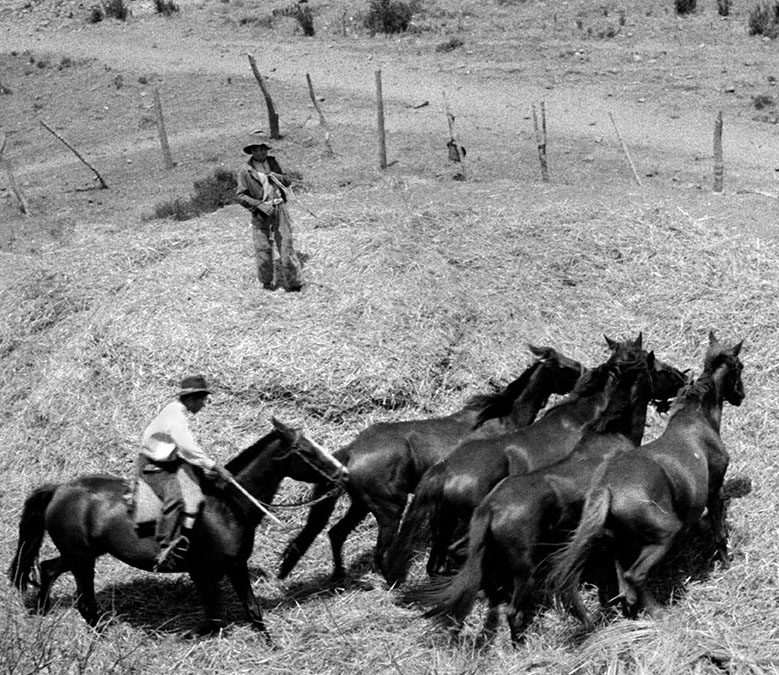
[550,332,744,626]
[384,336,685,584]
[404,351,658,644]
[278,345,584,580]
[8,418,349,638]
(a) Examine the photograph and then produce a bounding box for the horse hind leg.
[327,499,369,579]
[70,558,101,627]
[622,541,674,618]
[36,556,70,615]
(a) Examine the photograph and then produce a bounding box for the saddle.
[125,478,164,538]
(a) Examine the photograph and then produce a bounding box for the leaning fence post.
[0,132,30,215]
[40,120,108,189]
[375,69,387,170]
[713,111,724,193]
[152,87,175,170]
[248,54,281,140]
[306,73,334,156]
[608,111,642,187]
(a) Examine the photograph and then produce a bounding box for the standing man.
[236,139,303,292]
[139,375,233,572]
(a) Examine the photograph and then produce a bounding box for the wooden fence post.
[248,54,281,140]
[532,102,549,183]
[152,87,175,170]
[306,73,334,156]
[608,111,642,187]
[713,111,724,193]
[375,69,387,170]
[443,90,466,179]
[40,120,108,189]
[0,132,30,215]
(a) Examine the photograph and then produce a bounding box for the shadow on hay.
[280,549,378,602]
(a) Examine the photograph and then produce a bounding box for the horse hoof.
[193,620,228,637]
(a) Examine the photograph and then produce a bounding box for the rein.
[262,485,343,510]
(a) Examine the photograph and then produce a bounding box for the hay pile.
[1,179,777,672]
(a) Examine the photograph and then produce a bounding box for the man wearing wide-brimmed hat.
[139,375,233,572]
[236,138,303,291]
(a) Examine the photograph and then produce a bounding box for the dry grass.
[2,0,779,671]
[2,178,778,673]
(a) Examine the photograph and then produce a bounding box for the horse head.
[270,417,350,484]
[705,331,745,407]
[650,358,688,413]
[527,344,585,394]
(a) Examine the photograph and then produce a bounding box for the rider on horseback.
[139,375,233,572]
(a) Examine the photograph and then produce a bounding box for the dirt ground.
[1,0,778,240]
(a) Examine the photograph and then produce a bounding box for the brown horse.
[404,352,657,644]
[550,332,744,625]
[278,345,584,580]
[8,417,349,638]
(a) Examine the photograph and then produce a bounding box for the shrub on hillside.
[103,0,130,20]
[363,0,415,34]
[153,0,180,16]
[148,169,237,221]
[87,5,103,22]
[718,0,732,16]
[748,2,779,37]
[674,0,696,15]
[436,36,464,52]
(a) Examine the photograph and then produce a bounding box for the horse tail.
[278,481,340,579]
[404,499,493,626]
[8,483,59,591]
[383,464,447,585]
[548,486,612,617]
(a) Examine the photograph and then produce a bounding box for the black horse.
[278,346,584,580]
[385,335,686,583]
[8,418,349,638]
[550,332,744,626]
[405,352,658,644]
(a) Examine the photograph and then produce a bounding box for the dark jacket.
[235,156,291,212]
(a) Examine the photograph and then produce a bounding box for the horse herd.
[8,331,745,646]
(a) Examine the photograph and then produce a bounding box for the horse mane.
[585,359,650,436]
[463,359,541,413]
[224,429,279,475]
[666,371,716,418]
[542,361,612,415]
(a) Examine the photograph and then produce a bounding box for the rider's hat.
[178,375,212,397]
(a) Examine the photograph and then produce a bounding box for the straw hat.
[178,375,212,397]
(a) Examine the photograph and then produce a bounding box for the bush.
[87,5,103,21]
[435,36,464,52]
[103,0,129,20]
[674,0,696,15]
[294,3,315,35]
[718,0,732,16]
[748,2,779,37]
[153,0,179,15]
[363,0,414,34]
[148,169,237,221]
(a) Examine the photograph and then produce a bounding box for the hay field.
[2,0,779,672]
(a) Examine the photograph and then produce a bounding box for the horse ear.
[528,344,552,360]
[271,416,292,437]
[646,351,655,370]
[604,335,618,351]
[635,332,643,348]
[732,340,744,356]
[709,330,718,347]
